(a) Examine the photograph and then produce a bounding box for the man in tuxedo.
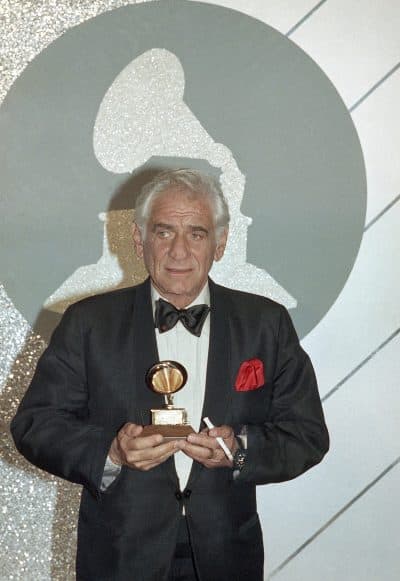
[12,169,329,581]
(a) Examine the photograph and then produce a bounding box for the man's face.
[133,188,227,308]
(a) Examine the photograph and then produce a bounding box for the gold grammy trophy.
[142,361,195,440]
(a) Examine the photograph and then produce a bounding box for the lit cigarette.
[203,416,234,462]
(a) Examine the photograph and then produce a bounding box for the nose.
[169,233,190,260]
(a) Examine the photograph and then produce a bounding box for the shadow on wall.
[32,167,160,343]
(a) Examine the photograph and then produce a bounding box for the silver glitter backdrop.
[0,2,153,579]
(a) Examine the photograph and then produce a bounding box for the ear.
[132,223,144,258]
[214,228,228,262]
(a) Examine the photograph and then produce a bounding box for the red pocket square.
[235,358,265,391]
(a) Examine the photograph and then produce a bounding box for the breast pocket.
[230,382,272,425]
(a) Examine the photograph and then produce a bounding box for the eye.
[156,229,172,239]
[191,230,206,241]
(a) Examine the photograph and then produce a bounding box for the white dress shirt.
[153,284,210,490]
[101,283,210,491]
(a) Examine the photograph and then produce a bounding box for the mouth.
[166,268,192,276]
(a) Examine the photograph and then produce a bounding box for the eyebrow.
[152,223,209,234]
[189,225,209,234]
[152,223,174,231]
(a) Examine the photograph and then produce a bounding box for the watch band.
[233,447,247,472]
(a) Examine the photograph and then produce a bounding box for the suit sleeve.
[11,304,115,498]
[237,306,329,485]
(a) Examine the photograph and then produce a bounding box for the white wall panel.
[271,462,400,581]
[259,332,400,574]
[303,202,400,396]
[187,0,318,33]
[290,0,400,106]
[352,70,400,223]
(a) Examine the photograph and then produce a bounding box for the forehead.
[149,187,214,224]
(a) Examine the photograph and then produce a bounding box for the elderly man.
[12,169,329,581]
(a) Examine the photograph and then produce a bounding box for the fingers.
[110,423,237,471]
[188,425,235,451]
[113,423,179,471]
[182,438,231,468]
[180,426,235,468]
[133,443,178,471]
[123,439,178,471]
[118,425,163,451]
[118,422,144,438]
[208,425,234,440]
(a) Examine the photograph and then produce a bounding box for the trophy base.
[142,424,195,440]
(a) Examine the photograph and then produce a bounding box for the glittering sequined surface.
[0,2,153,579]
[0,289,81,579]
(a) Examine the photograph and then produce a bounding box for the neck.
[151,282,209,309]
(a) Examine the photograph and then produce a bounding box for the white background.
[199,2,400,579]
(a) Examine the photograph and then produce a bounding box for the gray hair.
[135,169,230,237]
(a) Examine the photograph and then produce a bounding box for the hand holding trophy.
[142,361,195,440]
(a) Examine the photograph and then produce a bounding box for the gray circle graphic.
[0,0,366,339]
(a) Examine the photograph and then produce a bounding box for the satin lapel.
[187,280,233,489]
[132,278,179,487]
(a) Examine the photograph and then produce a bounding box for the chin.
[168,286,194,298]
[163,277,196,294]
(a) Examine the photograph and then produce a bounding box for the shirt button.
[183,489,192,498]
[175,491,182,500]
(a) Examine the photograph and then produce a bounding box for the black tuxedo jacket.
[11,279,329,581]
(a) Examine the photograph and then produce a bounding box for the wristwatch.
[233,447,247,472]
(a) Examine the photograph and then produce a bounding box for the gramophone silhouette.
[44,48,296,313]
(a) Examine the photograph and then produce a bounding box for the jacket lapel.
[132,278,179,486]
[132,278,159,419]
[187,280,233,488]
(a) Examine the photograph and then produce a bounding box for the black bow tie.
[154,298,210,337]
